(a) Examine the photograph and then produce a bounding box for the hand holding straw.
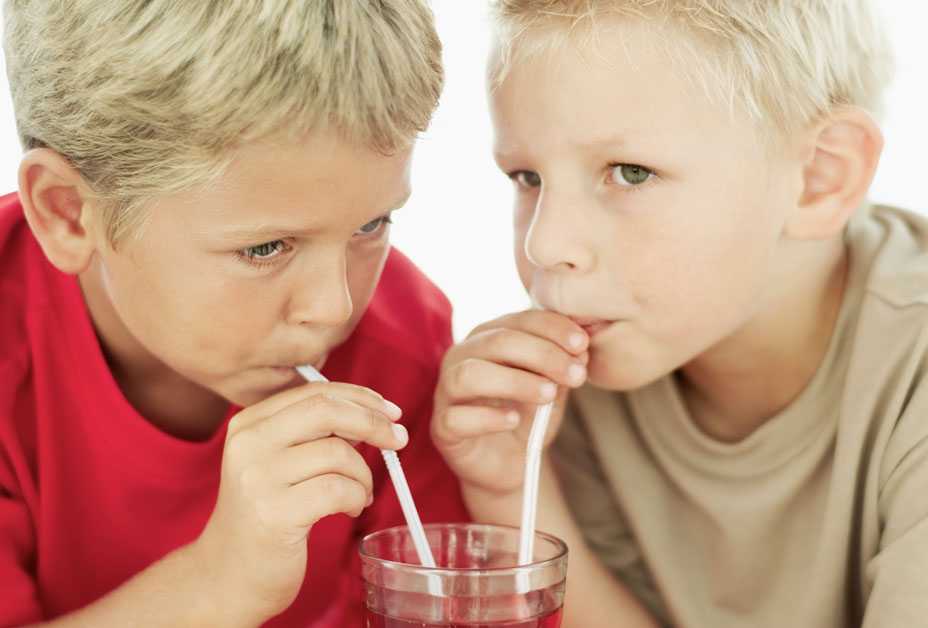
[296,365,437,569]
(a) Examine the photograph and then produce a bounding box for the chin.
[224,390,265,408]
[219,375,306,408]
[586,352,669,392]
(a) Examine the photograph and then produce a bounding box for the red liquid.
[363,606,563,627]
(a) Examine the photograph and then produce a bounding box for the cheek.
[648,226,782,359]
[346,243,391,317]
[103,248,269,365]
[193,278,282,358]
[103,253,188,331]
[654,184,780,298]
[638,238,766,339]
[512,198,535,292]
[513,239,533,294]
[590,207,780,370]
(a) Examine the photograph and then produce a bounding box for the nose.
[523,184,595,273]
[286,251,354,328]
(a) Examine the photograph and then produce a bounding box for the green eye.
[611,164,653,186]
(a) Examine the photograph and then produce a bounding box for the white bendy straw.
[518,401,554,566]
[296,365,437,570]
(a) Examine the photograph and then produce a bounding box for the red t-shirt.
[0,193,468,626]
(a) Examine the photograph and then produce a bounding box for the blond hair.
[4,0,443,244]
[490,1,893,139]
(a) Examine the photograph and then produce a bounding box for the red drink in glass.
[363,605,563,627]
[360,523,567,627]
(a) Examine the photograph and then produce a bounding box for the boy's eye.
[609,164,654,187]
[355,214,393,237]
[510,170,541,189]
[241,240,287,260]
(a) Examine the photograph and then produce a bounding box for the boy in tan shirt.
[0,1,467,626]
[432,1,918,626]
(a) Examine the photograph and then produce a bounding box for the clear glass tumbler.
[360,523,567,627]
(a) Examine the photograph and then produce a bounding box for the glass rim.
[358,522,568,577]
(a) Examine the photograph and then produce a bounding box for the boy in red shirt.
[0,1,465,626]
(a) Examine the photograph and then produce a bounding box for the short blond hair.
[4,0,442,244]
[490,1,893,139]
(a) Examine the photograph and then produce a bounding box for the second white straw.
[518,400,554,565]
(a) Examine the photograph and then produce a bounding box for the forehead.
[147,130,414,241]
[489,18,748,153]
[221,132,412,215]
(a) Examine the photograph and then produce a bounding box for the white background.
[1,2,925,339]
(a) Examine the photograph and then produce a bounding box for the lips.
[266,365,304,376]
[263,357,327,382]
[568,316,615,338]
[267,354,329,371]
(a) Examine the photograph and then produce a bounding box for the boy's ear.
[785,107,883,241]
[18,148,98,274]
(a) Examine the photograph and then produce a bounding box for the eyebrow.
[571,133,627,150]
[494,133,627,163]
[215,193,411,243]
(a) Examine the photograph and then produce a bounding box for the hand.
[432,310,589,496]
[191,381,408,625]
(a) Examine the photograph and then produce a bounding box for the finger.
[444,358,559,405]
[277,474,371,527]
[229,381,402,435]
[270,438,374,498]
[450,327,587,389]
[470,310,589,355]
[437,405,521,441]
[249,394,409,452]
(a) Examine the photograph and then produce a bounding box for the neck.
[78,260,229,442]
[678,238,849,443]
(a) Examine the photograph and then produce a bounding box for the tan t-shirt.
[553,205,928,628]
